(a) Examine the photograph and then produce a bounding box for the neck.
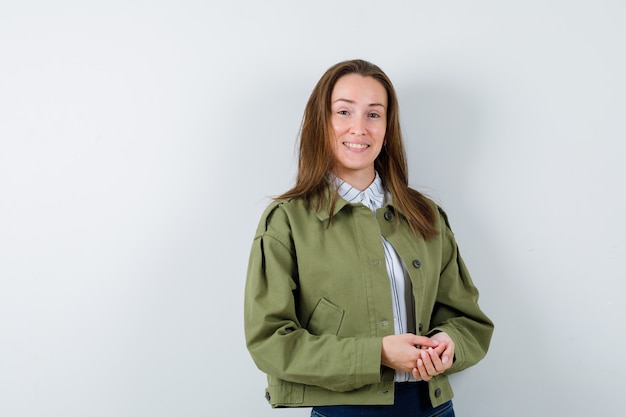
[333,169,376,191]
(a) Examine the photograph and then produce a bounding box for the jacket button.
[265,391,271,401]
[418,323,423,332]
[434,388,442,397]
[384,211,393,221]
[412,259,421,268]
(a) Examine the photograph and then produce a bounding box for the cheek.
[374,125,387,141]
[331,120,347,136]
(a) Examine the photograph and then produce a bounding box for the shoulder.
[254,197,311,236]
[405,187,454,233]
[405,187,447,220]
[435,204,452,229]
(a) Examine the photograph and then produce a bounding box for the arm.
[426,208,494,375]
[244,204,383,392]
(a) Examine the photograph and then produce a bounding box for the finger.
[441,345,455,369]
[426,347,446,373]
[433,341,447,356]
[412,335,439,349]
[416,359,432,381]
[420,349,438,376]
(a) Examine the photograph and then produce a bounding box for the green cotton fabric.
[244,191,494,408]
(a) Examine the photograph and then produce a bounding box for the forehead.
[331,74,388,105]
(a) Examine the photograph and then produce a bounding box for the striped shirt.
[333,172,417,382]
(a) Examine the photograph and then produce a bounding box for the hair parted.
[277,59,437,239]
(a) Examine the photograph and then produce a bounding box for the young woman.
[244,59,493,417]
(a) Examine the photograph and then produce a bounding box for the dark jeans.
[311,382,455,417]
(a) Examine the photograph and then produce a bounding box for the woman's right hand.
[381,334,441,373]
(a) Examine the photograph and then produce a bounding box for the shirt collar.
[332,171,386,212]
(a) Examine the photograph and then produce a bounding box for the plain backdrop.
[1,1,624,416]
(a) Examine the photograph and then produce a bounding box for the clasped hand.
[381,332,454,381]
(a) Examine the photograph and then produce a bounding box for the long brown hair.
[277,59,437,239]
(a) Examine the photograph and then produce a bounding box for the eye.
[368,112,380,118]
[337,110,349,116]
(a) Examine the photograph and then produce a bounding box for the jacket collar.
[312,179,398,222]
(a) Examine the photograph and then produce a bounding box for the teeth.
[344,142,369,149]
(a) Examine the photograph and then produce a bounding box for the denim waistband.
[311,382,454,417]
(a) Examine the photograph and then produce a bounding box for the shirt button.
[265,391,271,401]
[384,211,393,221]
[418,323,423,332]
[434,388,442,397]
[412,259,421,268]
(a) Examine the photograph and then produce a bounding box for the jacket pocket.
[306,297,345,335]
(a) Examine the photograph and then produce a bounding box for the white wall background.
[1,1,624,416]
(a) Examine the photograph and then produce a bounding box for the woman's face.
[329,74,387,187]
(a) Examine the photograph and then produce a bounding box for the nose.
[350,117,365,135]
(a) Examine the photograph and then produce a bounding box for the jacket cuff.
[354,337,384,387]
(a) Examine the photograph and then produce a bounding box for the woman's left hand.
[411,332,455,381]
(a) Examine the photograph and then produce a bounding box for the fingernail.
[443,356,449,364]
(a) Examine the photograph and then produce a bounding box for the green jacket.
[244,191,493,408]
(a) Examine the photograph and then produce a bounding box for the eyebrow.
[332,98,386,108]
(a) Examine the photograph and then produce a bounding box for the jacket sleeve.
[243,202,383,392]
[428,207,494,375]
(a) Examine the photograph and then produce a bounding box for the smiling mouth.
[343,142,369,149]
